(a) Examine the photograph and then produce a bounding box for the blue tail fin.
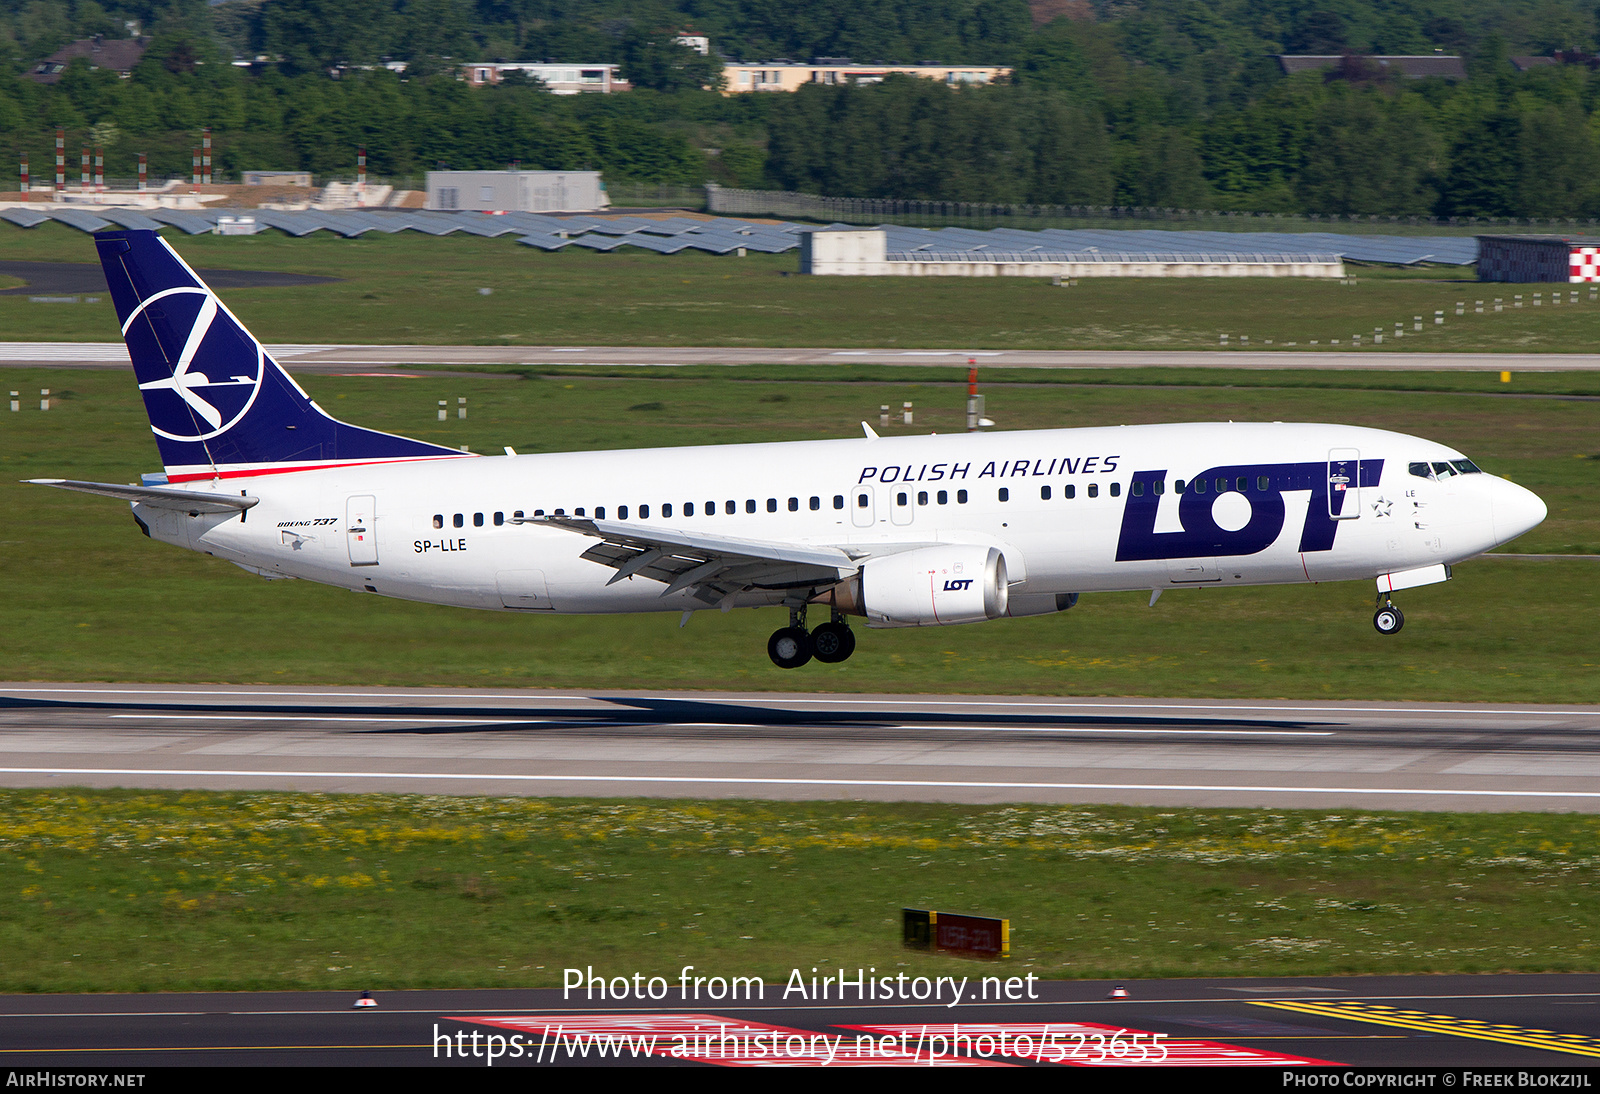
[95,230,466,483]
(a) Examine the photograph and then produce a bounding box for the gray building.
[426,170,609,213]
[1478,235,1600,282]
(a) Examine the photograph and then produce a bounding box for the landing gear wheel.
[768,626,813,669]
[1373,604,1404,635]
[811,621,856,663]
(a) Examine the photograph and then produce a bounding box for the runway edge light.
[353,991,377,1009]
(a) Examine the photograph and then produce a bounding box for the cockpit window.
[1411,458,1484,481]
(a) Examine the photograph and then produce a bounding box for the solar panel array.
[0,206,1481,265]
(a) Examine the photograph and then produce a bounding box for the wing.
[27,478,258,514]
[530,515,877,606]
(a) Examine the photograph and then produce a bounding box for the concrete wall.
[801,229,1345,278]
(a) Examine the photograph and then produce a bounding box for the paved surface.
[5,975,1600,1067]
[3,343,1600,370]
[4,685,1599,811]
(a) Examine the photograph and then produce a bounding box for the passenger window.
[618,505,629,519]
[937,490,948,504]
[1192,479,1205,495]
[685,502,695,516]
[553,509,564,517]
[1040,485,1051,500]
[533,509,545,517]
[513,510,524,521]
[766,498,777,513]
[1153,480,1164,496]
[574,508,584,517]
[433,514,443,529]
[705,500,715,515]
[493,512,504,526]
[1237,477,1247,492]
[957,489,968,503]
[857,493,869,508]
[897,492,908,506]
[663,503,672,518]
[1110,483,1121,498]
[1215,477,1227,492]
[746,500,756,513]
[725,501,735,514]
[640,504,650,519]
[453,513,464,528]
[1087,483,1098,498]
[998,487,1010,502]
[1064,484,1075,499]
[917,491,928,505]
[833,495,844,510]
[1131,481,1143,497]
[474,512,484,527]
[595,507,605,519]
[1175,479,1185,494]
[788,497,798,511]
[809,497,820,510]
[1258,476,1270,491]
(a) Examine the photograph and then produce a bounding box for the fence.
[705,185,1600,236]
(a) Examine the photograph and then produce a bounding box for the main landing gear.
[768,607,857,669]
[1373,595,1405,636]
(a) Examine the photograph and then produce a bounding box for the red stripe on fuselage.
[164,454,476,483]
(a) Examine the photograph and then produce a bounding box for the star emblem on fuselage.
[1371,495,1394,518]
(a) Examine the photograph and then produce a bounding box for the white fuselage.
[132,421,1540,619]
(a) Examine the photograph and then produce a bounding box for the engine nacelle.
[858,545,1008,627]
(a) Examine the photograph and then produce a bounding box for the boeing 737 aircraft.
[31,230,1548,668]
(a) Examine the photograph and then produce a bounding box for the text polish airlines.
[31,231,1547,668]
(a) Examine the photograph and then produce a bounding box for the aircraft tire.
[1373,605,1404,635]
[768,626,814,669]
[811,622,856,663]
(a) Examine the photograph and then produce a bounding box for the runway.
[5,974,1600,1067]
[3,684,1599,811]
[3,342,1600,371]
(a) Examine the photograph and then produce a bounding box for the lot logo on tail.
[125,286,264,442]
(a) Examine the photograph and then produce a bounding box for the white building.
[462,63,628,93]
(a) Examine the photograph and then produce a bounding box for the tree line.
[7,0,1600,216]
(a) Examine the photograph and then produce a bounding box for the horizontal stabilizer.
[27,478,258,514]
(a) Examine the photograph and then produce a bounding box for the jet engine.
[853,544,1009,627]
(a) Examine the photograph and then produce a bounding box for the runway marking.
[4,688,1593,719]
[1254,1001,1600,1058]
[109,715,542,725]
[456,1013,1005,1066]
[846,1022,1337,1066]
[3,768,1600,799]
[888,725,1334,737]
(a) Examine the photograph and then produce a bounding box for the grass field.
[2,365,1595,699]
[4,789,1599,992]
[5,221,1600,351]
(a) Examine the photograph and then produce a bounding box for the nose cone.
[1492,478,1548,546]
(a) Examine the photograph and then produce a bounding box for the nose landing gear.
[767,607,857,668]
[1373,595,1405,635]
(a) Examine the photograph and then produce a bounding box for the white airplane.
[31,230,1547,668]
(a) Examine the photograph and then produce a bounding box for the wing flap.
[533,515,861,600]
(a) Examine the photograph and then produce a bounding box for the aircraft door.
[890,487,915,526]
[851,485,876,528]
[1328,449,1361,521]
[346,495,378,566]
